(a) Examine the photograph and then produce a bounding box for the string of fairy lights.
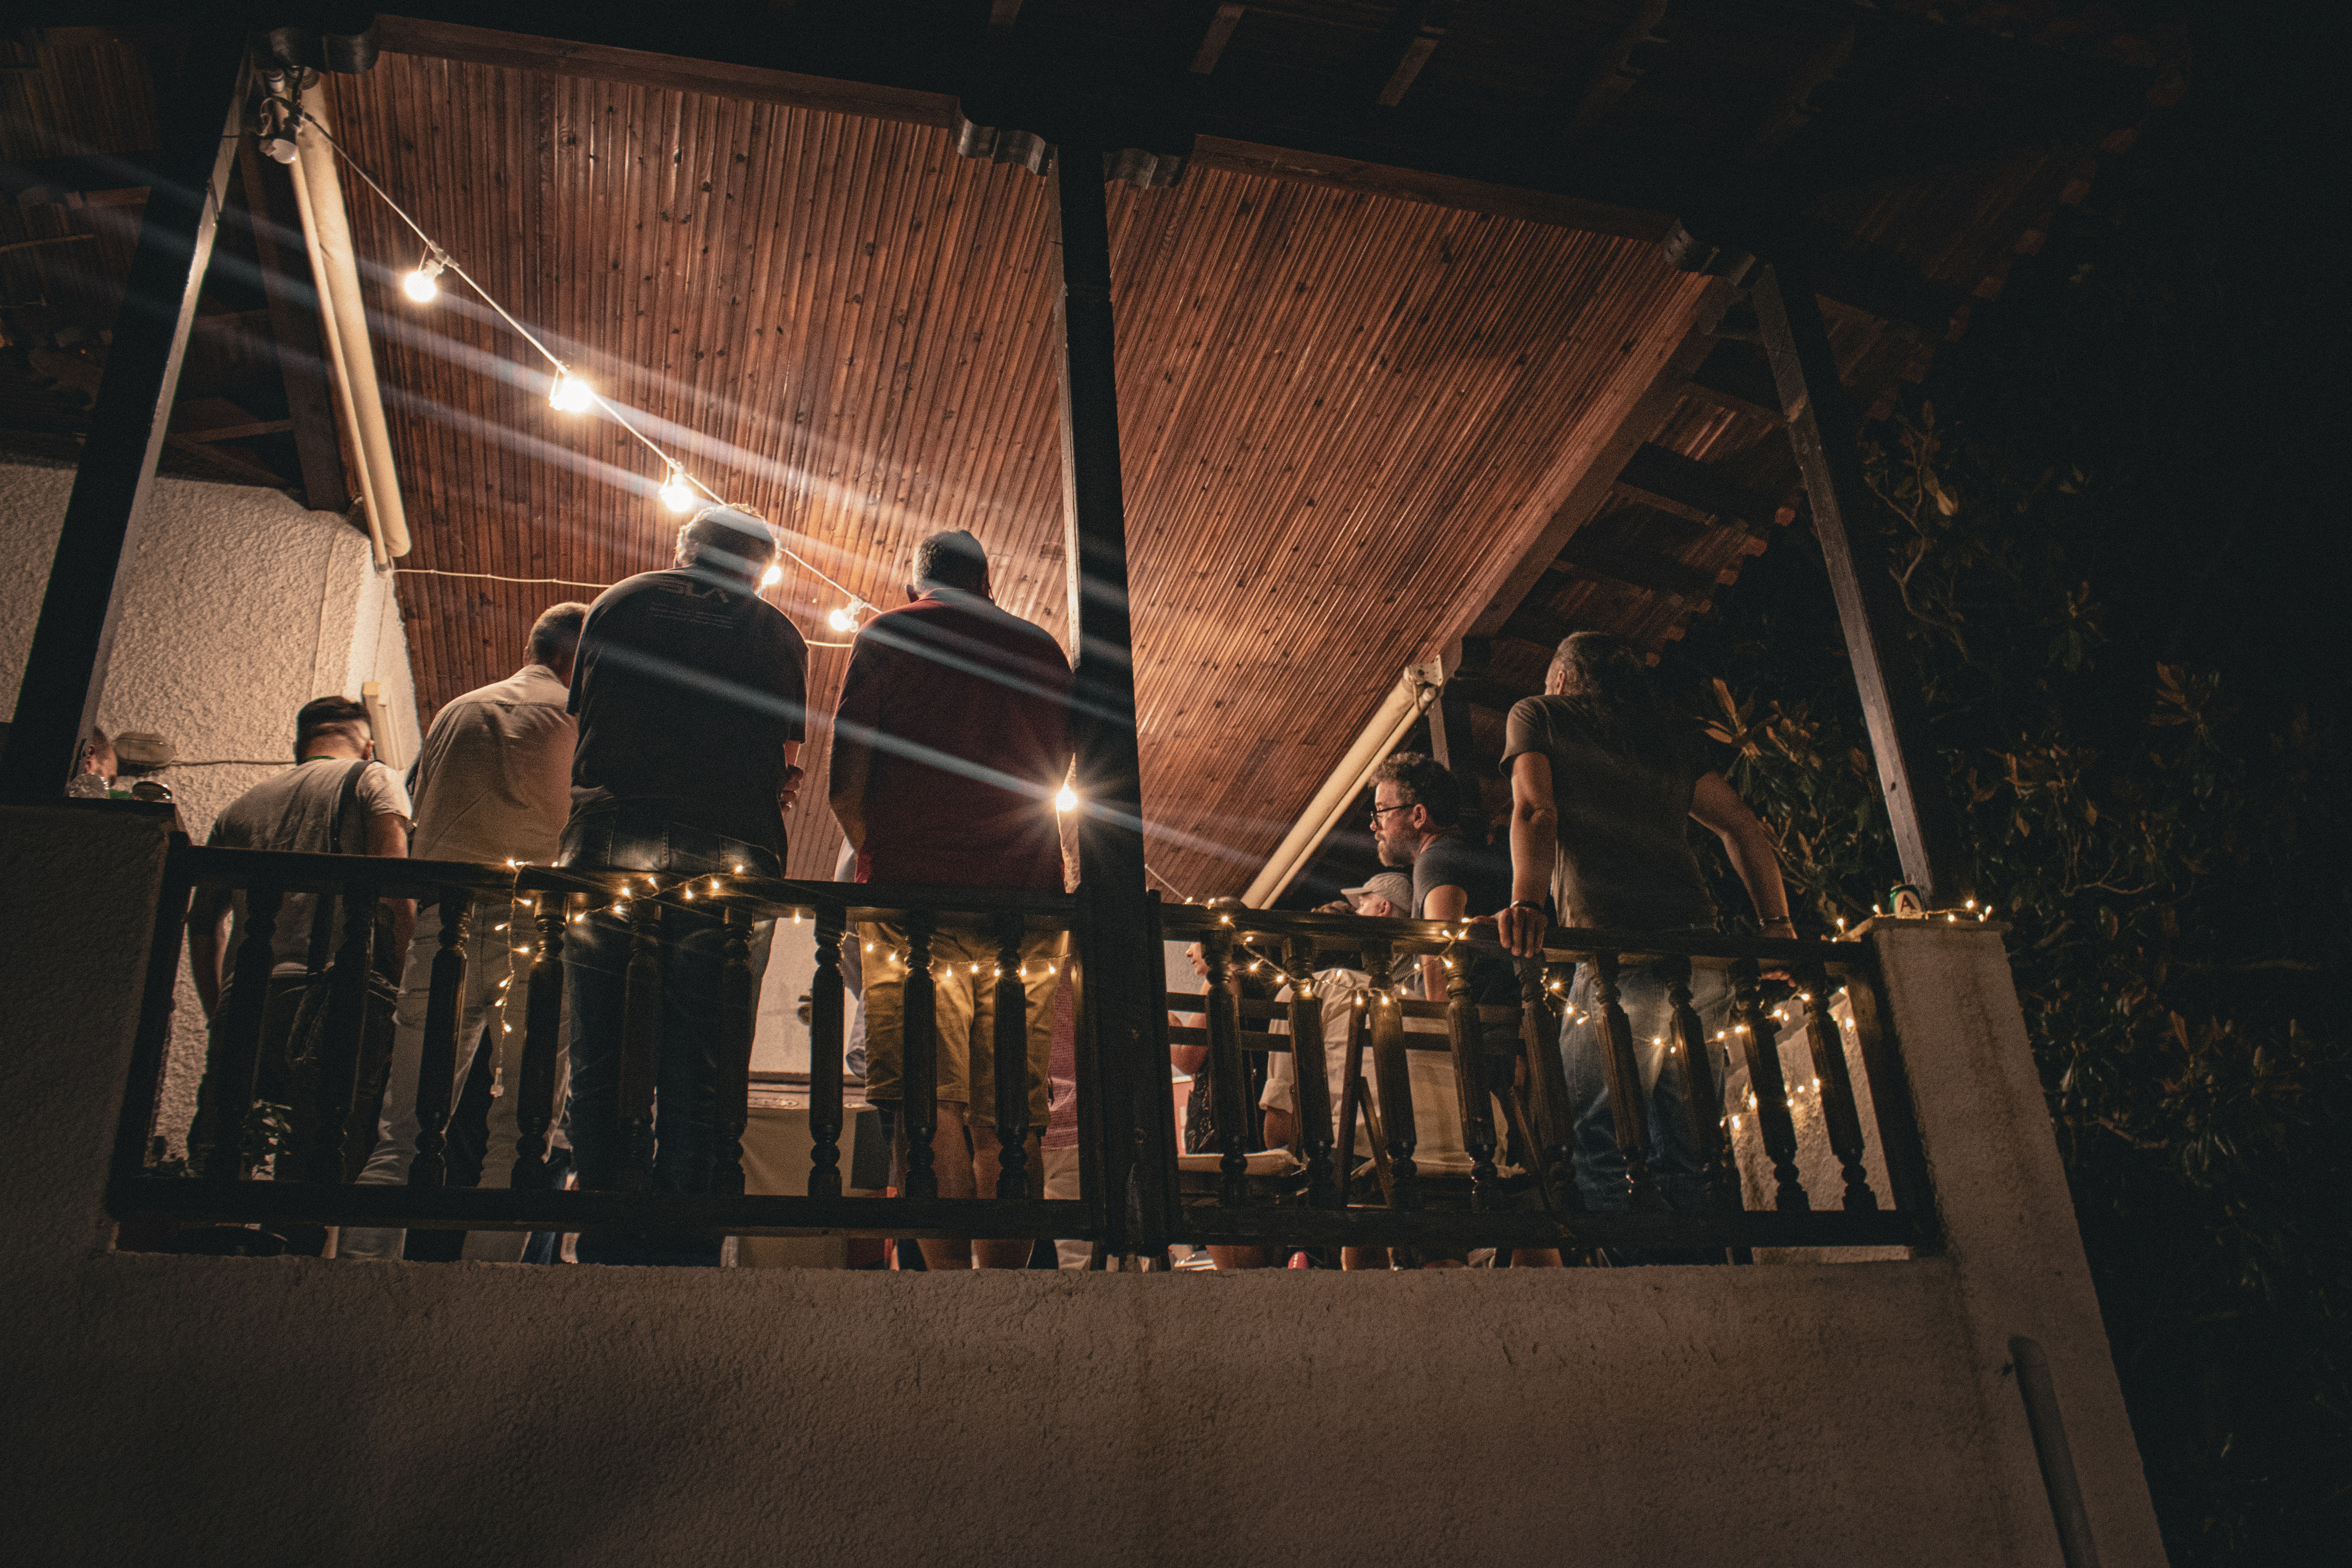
[279,97,878,642]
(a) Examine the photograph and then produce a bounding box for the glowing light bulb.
[402,267,439,303]
[828,605,858,633]
[1055,784,1078,813]
[659,466,695,513]
[760,564,782,587]
[549,372,595,413]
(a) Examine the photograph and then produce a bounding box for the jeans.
[341,900,570,1263]
[560,809,777,1267]
[1560,956,1733,1220]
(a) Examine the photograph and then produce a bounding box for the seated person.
[1258,873,1503,1269]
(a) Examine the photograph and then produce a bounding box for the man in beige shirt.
[341,603,588,1262]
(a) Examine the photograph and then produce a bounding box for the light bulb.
[827,605,857,633]
[402,268,439,303]
[1055,784,1078,812]
[659,467,695,513]
[550,373,595,413]
[760,564,782,587]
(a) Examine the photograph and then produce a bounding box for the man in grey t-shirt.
[1496,633,1793,1231]
[187,697,415,1203]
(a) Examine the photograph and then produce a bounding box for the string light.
[282,106,893,642]
[401,252,443,303]
[548,371,596,414]
[828,605,858,633]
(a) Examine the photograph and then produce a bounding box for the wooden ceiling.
[1,5,2163,896]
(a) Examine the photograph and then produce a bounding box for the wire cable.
[288,104,877,620]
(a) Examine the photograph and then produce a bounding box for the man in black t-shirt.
[559,505,809,1266]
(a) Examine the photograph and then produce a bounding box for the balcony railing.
[107,842,1937,1262]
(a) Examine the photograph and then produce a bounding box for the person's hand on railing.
[777,764,806,812]
[1496,902,1548,960]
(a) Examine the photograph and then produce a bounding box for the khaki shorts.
[860,920,1067,1127]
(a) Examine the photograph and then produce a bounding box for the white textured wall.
[0,808,2166,1568]
[0,459,418,1149]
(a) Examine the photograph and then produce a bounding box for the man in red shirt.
[829,529,1073,1269]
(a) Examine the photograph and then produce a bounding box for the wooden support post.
[0,34,251,798]
[1053,134,1172,1258]
[806,903,846,1199]
[1753,262,1970,904]
[234,132,349,514]
[407,890,470,1189]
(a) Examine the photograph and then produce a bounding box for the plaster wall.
[0,808,2165,1568]
[0,459,419,1150]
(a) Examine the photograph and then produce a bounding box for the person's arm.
[1419,882,1468,1000]
[829,641,880,852]
[187,888,232,1021]
[1688,769,1794,935]
[366,812,417,962]
[828,736,869,851]
[1499,751,1557,958]
[778,739,804,813]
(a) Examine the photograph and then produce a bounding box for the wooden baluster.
[1202,922,1250,1207]
[1590,951,1662,1212]
[1362,941,1418,1211]
[1285,932,1336,1207]
[1333,999,1366,1206]
[1840,964,1935,1223]
[1732,958,1809,1211]
[991,909,1031,1199]
[616,889,663,1193]
[806,903,845,1198]
[510,890,567,1189]
[115,855,194,1181]
[1518,958,1581,1212]
[711,906,757,1197]
[1798,962,1878,1211]
[303,878,379,1185]
[199,881,283,1181]
[407,888,470,1188]
[1664,955,1738,1213]
[900,909,940,1201]
[1444,952,1499,1210]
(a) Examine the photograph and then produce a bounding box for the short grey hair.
[675,505,778,581]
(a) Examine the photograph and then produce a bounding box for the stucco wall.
[0,458,419,1150]
[0,808,2165,1568]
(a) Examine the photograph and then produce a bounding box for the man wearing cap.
[559,505,808,1267]
[829,528,1073,1270]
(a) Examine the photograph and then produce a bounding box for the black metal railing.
[106,843,1936,1262]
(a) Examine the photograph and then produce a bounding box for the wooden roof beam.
[1467,276,1740,638]
[1560,0,1670,143]
[1684,338,1783,425]
[1375,2,1452,109]
[1191,5,1245,75]
[1613,442,1782,532]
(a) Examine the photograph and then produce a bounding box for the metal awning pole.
[0,33,253,798]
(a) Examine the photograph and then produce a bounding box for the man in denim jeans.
[560,506,808,1266]
[1495,633,1792,1253]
